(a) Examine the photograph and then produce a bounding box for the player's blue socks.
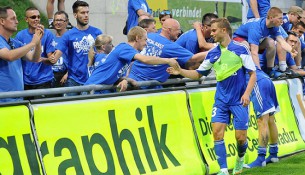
[214,140,227,169]
[244,146,266,168]
[237,141,248,158]
[266,143,279,163]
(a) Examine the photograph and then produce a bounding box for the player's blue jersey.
[85,43,138,85]
[56,26,103,84]
[233,18,281,45]
[16,29,55,85]
[196,41,256,105]
[128,32,193,82]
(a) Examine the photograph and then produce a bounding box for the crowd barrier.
[1,78,305,175]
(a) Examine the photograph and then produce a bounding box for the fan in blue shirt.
[84,26,179,94]
[16,7,55,95]
[127,0,152,33]
[246,0,270,19]
[128,18,207,89]
[0,6,43,103]
[176,13,218,53]
[50,1,103,96]
[233,7,296,79]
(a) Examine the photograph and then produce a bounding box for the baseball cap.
[289,6,305,18]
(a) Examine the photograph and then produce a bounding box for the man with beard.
[50,0,102,96]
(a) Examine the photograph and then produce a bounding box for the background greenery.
[0,0,48,36]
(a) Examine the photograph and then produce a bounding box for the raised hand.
[32,24,44,45]
[48,51,57,64]
[193,21,202,30]
[291,47,298,58]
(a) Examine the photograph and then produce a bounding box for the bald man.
[128,18,207,89]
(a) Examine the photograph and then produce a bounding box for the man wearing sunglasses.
[0,6,43,102]
[15,7,56,99]
[157,10,172,34]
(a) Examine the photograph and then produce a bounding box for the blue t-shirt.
[233,18,281,45]
[127,0,151,32]
[128,33,193,82]
[88,53,107,77]
[246,0,270,19]
[196,41,256,105]
[56,26,103,84]
[176,29,200,54]
[282,14,292,32]
[52,35,67,73]
[0,35,24,102]
[16,29,55,85]
[85,43,138,85]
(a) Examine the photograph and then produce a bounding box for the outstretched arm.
[277,36,297,57]
[134,53,180,69]
[166,66,202,80]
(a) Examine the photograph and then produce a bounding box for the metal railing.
[0,76,216,100]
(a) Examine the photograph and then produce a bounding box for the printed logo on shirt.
[73,34,95,54]
[141,38,164,57]
[51,40,57,47]
[117,63,131,78]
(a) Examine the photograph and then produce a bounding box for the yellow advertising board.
[32,91,206,175]
[187,81,305,174]
[187,87,237,174]
[0,105,42,174]
[147,0,168,29]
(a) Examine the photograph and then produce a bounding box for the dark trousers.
[24,81,52,100]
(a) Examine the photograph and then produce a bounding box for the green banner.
[32,91,206,175]
[148,0,243,31]
[0,105,42,174]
